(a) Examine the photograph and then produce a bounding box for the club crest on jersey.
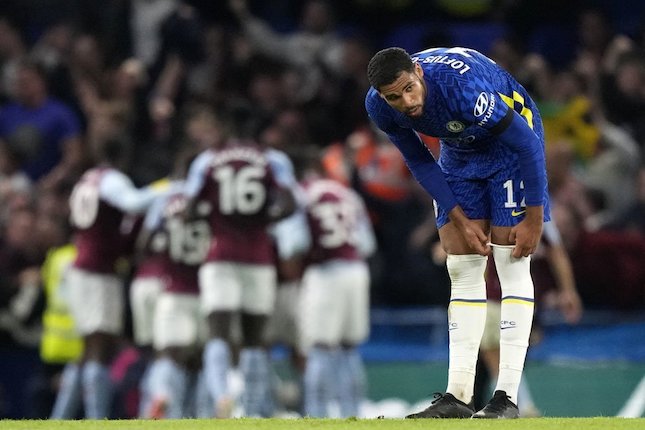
[446,121,465,133]
[474,92,489,117]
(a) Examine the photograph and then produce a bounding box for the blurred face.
[14,67,46,106]
[378,64,426,117]
[6,209,36,248]
[301,1,331,34]
[186,115,223,151]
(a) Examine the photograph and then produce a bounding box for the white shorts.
[265,280,300,347]
[199,261,277,315]
[65,267,124,336]
[153,292,207,351]
[129,276,165,346]
[299,260,370,353]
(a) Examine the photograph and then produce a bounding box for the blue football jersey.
[365,47,544,180]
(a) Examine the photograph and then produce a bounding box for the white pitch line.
[617,375,645,418]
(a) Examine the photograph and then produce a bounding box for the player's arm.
[492,109,546,257]
[100,170,164,214]
[542,222,582,324]
[182,150,212,219]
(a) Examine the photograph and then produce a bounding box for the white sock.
[492,245,534,405]
[445,254,488,404]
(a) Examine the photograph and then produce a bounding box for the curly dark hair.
[367,47,414,91]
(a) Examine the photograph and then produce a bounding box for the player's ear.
[414,63,424,78]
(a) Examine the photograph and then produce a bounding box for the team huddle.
[52,106,376,419]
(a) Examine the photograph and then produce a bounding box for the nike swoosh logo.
[511,209,526,217]
[500,326,516,330]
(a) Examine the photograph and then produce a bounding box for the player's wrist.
[524,205,543,222]
[447,205,469,227]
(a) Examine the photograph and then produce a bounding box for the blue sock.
[303,347,335,417]
[50,363,82,419]
[137,363,152,418]
[194,370,214,418]
[82,360,113,418]
[239,347,271,417]
[147,357,189,418]
[203,339,231,404]
[336,348,366,417]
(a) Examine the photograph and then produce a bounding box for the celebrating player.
[183,107,296,417]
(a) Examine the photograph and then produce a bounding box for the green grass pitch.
[0,418,643,430]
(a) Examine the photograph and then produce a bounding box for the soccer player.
[53,135,165,419]
[184,109,296,417]
[298,158,376,418]
[128,184,170,417]
[365,47,549,419]
[141,175,211,419]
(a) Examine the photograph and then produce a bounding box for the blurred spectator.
[553,204,645,310]
[0,137,33,224]
[130,0,179,68]
[487,37,552,100]
[607,166,645,234]
[0,17,28,103]
[598,43,645,148]
[540,69,600,163]
[573,7,615,80]
[582,121,642,230]
[25,212,80,418]
[0,204,44,348]
[0,59,84,189]
[229,0,344,104]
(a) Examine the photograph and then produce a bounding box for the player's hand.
[558,289,583,324]
[448,206,490,256]
[460,219,491,256]
[509,206,543,258]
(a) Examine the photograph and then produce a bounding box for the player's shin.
[203,338,232,415]
[445,254,488,404]
[239,347,272,417]
[492,245,534,405]
[50,362,82,419]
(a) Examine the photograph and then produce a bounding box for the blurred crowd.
[0,0,644,420]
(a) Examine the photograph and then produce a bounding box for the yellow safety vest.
[40,244,84,364]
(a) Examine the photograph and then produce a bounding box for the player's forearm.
[548,245,577,293]
[497,112,547,206]
[447,205,470,227]
[524,205,543,222]
[385,129,458,212]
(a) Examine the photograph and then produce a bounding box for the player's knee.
[446,254,487,292]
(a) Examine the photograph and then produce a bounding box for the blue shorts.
[435,163,551,229]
